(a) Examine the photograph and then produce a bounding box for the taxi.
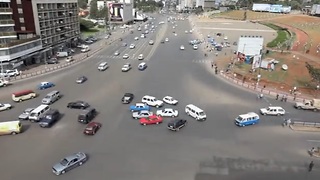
[235,112,260,127]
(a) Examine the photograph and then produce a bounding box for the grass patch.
[81,28,104,38]
[262,23,290,48]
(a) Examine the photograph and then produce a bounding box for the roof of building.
[237,36,264,56]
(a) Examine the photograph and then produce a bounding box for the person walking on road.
[309,161,314,172]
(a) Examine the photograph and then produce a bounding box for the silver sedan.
[52,152,87,175]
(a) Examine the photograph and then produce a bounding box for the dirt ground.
[268,16,320,56]
[209,12,320,98]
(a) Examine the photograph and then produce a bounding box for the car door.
[69,158,79,170]
[141,112,148,118]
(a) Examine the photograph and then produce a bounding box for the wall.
[122,3,133,23]
[11,0,36,32]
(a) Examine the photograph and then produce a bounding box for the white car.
[122,63,132,72]
[224,36,228,40]
[163,96,178,105]
[149,40,154,45]
[0,69,20,77]
[129,44,135,49]
[81,47,90,53]
[123,54,129,59]
[114,51,120,56]
[140,34,145,38]
[66,56,74,62]
[0,103,12,111]
[260,106,285,116]
[134,37,139,41]
[138,54,144,60]
[180,45,185,50]
[165,38,169,42]
[193,45,198,50]
[156,108,178,117]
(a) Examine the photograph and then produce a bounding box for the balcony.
[0,31,16,36]
[0,19,14,25]
[0,36,40,48]
[0,8,12,14]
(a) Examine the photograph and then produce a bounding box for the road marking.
[198,27,275,32]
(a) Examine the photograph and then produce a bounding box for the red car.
[84,122,102,135]
[140,115,163,126]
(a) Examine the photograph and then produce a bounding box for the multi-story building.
[0,0,42,71]
[0,0,80,71]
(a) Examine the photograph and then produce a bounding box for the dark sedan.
[121,93,134,104]
[67,101,90,109]
[76,76,87,84]
[84,122,102,135]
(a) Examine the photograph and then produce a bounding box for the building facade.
[0,0,80,71]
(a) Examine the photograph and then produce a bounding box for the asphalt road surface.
[0,14,320,180]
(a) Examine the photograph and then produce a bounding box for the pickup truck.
[294,99,320,112]
[0,79,9,87]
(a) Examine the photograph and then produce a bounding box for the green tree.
[80,18,95,31]
[78,0,88,9]
[289,0,302,10]
[97,6,108,19]
[90,0,98,19]
[306,62,320,84]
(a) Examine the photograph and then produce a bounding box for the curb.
[6,31,130,83]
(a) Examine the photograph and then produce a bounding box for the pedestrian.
[276,94,279,100]
[215,69,218,74]
[211,62,214,68]
[309,161,314,172]
[86,53,89,57]
[284,95,288,102]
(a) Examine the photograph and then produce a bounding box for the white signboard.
[252,4,271,12]
[252,55,261,69]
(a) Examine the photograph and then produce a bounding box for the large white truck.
[295,99,320,112]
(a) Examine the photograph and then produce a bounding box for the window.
[19,18,24,23]
[18,8,23,14]
[21,27,26,31]
[16,0,21,4]
[0,2,9,8]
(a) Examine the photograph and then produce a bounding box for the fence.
[291,121,320,128]
[220,72,312,102]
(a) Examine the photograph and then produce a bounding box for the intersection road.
[0,14,319,180]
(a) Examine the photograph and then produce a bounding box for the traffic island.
[289,121,320,132]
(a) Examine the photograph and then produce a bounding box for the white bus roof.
[0,120,20,125]
[32,104,49,113]
[239,112,259,118]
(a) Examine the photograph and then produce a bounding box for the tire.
[172,115,175,117]
[277,113,280,116]
[134,117,138,119]
[156,105,159,108]
[61,170,65,174]
[297,106,301,109]
[79,162,83,166]
[156,122,159,124]
[143,123,147,126]
[19,99,22,102]
[11,131,17,135]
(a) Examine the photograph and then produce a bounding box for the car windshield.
[60,158,69,166]
[29,112,37,117]
[86,126,93,130]
[199,112,206,116]
[45,115,52,119]
[44,95,50,99]
[236,116,244,121]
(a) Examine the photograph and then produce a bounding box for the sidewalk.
[9,28,130,82]
[188,15,314,102]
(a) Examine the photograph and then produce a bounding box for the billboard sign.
[269,5,282,13]
[252,4,271,12]
[281,6,291,13]
[109,3,124,22]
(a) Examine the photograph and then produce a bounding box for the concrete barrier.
[290,121,320,132]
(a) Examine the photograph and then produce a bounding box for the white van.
[56,52,69,57]
[141,95,164,108]
[98,62,108,71]
[29,105,50,122]
[42,90,60,105]
[185,104,206,121]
